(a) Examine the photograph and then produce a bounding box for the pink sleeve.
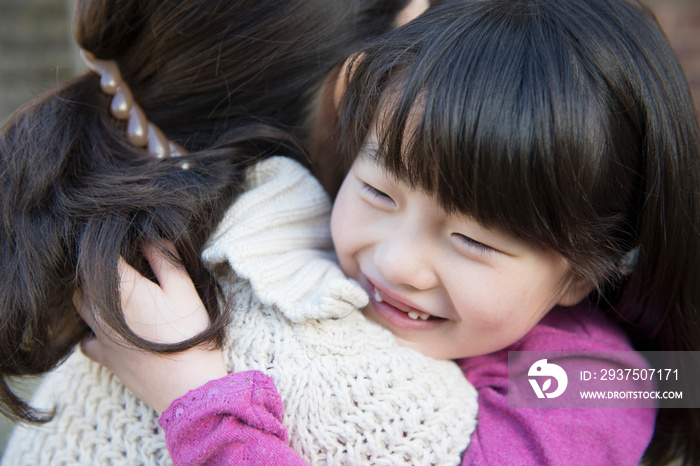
[458,306,657,466]
[158,371,308,466]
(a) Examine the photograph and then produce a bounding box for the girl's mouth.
[373,289,432,320]
[367,283,445,330]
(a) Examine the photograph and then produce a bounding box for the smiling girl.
[75,0,700,464]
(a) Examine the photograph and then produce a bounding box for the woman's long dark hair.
[339,0,700,464]
[0,0,407,423]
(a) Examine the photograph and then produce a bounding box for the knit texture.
[2,351,168,465]
[2,157,477,465]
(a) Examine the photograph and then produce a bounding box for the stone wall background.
[0,0,699,460]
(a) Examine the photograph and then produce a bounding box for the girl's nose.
[373,231,438,291]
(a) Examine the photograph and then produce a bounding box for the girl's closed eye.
[360,182,396,207]
[451,233,496,257]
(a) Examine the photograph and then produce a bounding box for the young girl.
[2,1,484,465]
[77,0,700,464]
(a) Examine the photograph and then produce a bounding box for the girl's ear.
[557,275,596,307]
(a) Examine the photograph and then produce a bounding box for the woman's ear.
[333,53,365,111]
[557,275,596,307]
[394,0,430,28]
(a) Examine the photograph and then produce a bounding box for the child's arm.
[157,371,307,466]
[77,246,308,465]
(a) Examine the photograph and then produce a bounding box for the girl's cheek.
[329,192,348,247]
[330,204,356,272]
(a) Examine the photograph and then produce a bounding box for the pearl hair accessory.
[80,50,189,167]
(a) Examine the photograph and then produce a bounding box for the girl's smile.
[330,150,593,360]
[368,278,445,329]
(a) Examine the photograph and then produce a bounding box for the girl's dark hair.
[339,0,700,464]
[0,0,408,423]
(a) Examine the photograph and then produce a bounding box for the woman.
[0,0,433,464]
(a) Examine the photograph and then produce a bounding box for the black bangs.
[341,0,642,280]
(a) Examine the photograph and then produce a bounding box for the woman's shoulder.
[2,349,167,464]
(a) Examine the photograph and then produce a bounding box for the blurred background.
[0,0,699,459]
[1,0,699,124]
[1,0,81,124]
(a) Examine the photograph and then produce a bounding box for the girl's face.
[331,144,587,360]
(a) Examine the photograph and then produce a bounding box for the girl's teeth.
[374,289,383,303]
[374,287,431,320]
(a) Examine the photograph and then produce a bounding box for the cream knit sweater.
[2,157,477,465]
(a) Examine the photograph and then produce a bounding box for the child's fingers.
[118,255,153,295]
[142,242,194,293]
[117,244,210,343]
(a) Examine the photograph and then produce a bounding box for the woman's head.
[74,0,412,154]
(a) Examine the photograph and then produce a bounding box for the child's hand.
[76,243,228,414]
